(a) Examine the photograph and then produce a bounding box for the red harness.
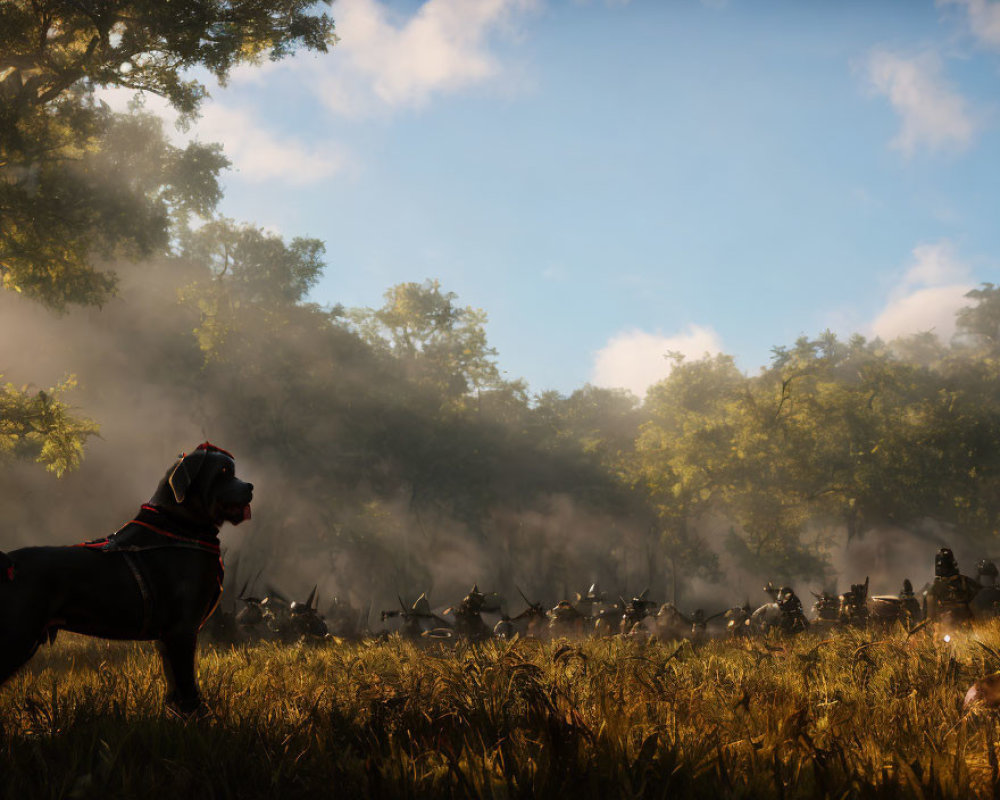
[76,505,225,635]
[77,505,221,555]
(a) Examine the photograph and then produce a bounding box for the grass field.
[4,624,1000,799]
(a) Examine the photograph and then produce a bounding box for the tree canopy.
[0,0,334,471]
[0,0,333,309]
[3,3,1000,604]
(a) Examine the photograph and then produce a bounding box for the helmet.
[585,583,605,601]
[935,548,959,578]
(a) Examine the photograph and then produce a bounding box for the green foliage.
[0,0,335,117]
[0,0,332,475]
[0,376,98,475]
[534,384,643,465]
[176,218,327,358]
[956,283,1000,354]
[3,0,1000,586]
[0,0,334,310]
[350,280,502,403]
[1,105,229,309]
[627,327,1000,583]
[181,218,325,306]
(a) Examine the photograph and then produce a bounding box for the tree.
[1,0,334,309]
[0,0,335,471]
[630,354,744,591]
[1,106,229,308]
[350,280,502,403]
[956,283,1000,355]
[533,384,643,466]
[176,218,327,358]
[0,377,98,475]
[0,0,334,115]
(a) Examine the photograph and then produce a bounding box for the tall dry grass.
[3,624,1000,799]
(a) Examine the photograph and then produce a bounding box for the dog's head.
[151,442,253,528]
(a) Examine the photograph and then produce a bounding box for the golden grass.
[4,624,1000,799]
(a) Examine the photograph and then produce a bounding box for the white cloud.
[96,0,537,184]
[865,49,976,156]
[591,325,724,399]
[96,87,344,185]
[897,241,969,289]
[309,0,536,115]
[870,242,975,342]
[940,0,1000,49]
[195,104,343,185]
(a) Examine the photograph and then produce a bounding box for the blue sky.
[113,0,1000,397]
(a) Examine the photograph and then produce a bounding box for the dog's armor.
[77,504,224,637]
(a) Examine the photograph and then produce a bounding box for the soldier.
[924,548,980,626]
[381,593,449,640]
[870,579,923,627]
[621,590,658,634]
[979,560,999,588]
[325,596,363,639]
[724,602,753,638]
[652,602,689,639]
[688,608,723,641]
[776,586,809,634]
[446,584,500,641]
[493,614,516,639]
[574,584,605,619]
[838,578,869,628]
[549,600,586,637]
[287,586,329,641]
[811,591,840,629]
[289,602,329,640]
[592,599,624,637]
[236,595,271,642]
[899,579,922,623]
[260,594,293,641]
[971,560,1000,620]
[501,588,548,638]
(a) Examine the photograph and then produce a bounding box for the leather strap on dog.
[122,553,153,638]
[131,513,221,555]
[77,506,221,556]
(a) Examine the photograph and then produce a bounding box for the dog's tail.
[0,551,14,582]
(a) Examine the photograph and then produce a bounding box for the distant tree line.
[3,0,999,601]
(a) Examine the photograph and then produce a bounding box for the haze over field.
[2,0,1000,620]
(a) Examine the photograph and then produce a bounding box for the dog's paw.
[164,696,211,722]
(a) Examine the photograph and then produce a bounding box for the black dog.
[0,442,252,714]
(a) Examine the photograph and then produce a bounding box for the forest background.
[2,0,1000,619]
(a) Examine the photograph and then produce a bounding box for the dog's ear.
[168,449,208,503]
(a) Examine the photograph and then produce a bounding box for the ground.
[3,625,1000,799]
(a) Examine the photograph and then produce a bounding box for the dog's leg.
[0,632,44,686]
[157,633,202,715]
[0,575,47,686]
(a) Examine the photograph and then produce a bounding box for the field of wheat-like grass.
[4,624,1000,799]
